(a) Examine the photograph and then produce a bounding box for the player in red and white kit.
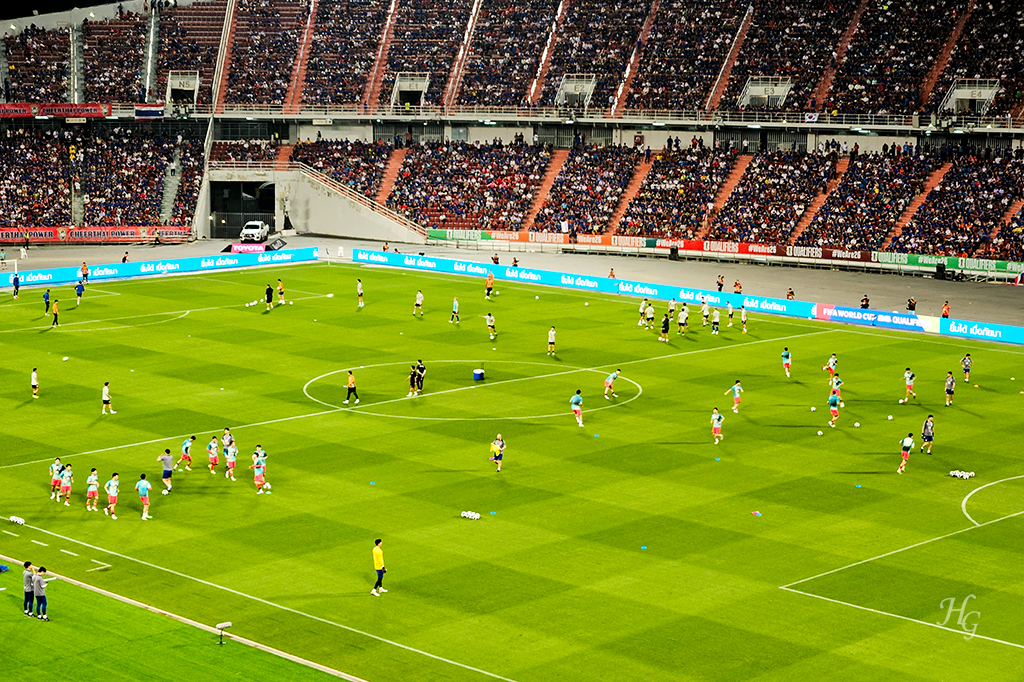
[206,436,219,474]
[821,354,838,383]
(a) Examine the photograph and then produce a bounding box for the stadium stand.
[157,0,228,105]
[540,0,654,109]
[625,0,743,111]
[169,139,206,226]
[209,139,280,163]
[457,0,557,106]
[891,155,1024,256]
[3,25,70,102]
[704,150,837,243]
[290,139,392,197]
[301,0,387,106]
[825,0,968,115]
[0,130,72,227]
[224,0,309,106]
[386,141,550,230]
[987,203,1024,262]
[82,13,147,103]
[723,0,854,111]
[80,130,174,226]
[532,144,639,234]
[379,0,474,105]
[796,151,945,250]
[924,0,1024,117]
[617,146,737,238]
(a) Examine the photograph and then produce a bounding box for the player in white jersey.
[85,468,100,511]
[727,302,734,326]
[822,354,838,383]
[701,299,710,326]
[101,382,116,414]
[547,326,556,355]
[31,368,39,399]
[677,303,689,334]
[637,298,649,326]
[897,433,914,473]
[644,303,655,329]
[711,308,720,334]
[413,290,424,317]
[740,306,748,334]
[903,368,917,402]
[357,279,364,308]
[485,313,496,339]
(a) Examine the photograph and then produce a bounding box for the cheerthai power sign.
[3,248,319,288]
[0,226,191,244]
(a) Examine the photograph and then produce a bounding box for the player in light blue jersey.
[449,296,460,323]
[604,370,621,399]
[570,390,584,427]
[176,435,196,471]
[828,391,840,427]
[781,347,792,377]
[725,380,744,413]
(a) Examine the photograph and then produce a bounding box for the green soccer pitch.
[1,260,1022,682]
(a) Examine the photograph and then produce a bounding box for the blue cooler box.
[473,369,485,381]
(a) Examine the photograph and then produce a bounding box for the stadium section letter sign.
[4,248,319,289]
[350,249,816,319]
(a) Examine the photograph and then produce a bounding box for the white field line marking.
[86,559,111,572]
[31,540,48,546]
[86,287,123,296]
[52,310,190,334]
[838,326,1024,355]
[961,475,1024,526]
[13,524,519,682]
[2,530,18,536]
[0,551,368,681]
[60,549,79,556]
[779,587,1024,650]
[1,327,833,471]
[0,294,325,334]
[781,510,1024,590]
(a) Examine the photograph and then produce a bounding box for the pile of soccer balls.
[461,511,481,520]
[949,470,975,479]
[9,516,25,525]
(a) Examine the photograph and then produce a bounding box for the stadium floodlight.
[215,621,232,645]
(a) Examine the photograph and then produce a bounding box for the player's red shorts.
[901,449,910,460]
[181,454,192,462]
[254,474,266,486]
[830,408,839,416]
[51,478,61,487]
[572,407,582,415]
[733,396,741,404]
[905,383,914,390]
[87,490,98,499]
[60,485,71,494]
[604,381,614,389]
[712,426,722,435]
[107,495,117,505]
[783,363,790,369]
[227,460,236,470]
[209,455,219,465]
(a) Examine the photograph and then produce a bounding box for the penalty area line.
[12,525,520,682]
[0,552,368,681]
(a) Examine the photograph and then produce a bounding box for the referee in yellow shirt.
[371,539,387,596]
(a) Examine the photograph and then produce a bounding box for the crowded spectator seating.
[724,0,853,111]
[986,205,1024,262]
[80,129,176,225]
[626,0,741,111]
[4,25,70,102]
[387,141,550,230]
[291,139,392,197]
[224,0,309,105]
[796,151,944,250]
[705,150,836,243]
[457,0,556,106]
[924,0,1024,117]
[0,129,72,227]
[169,139,206,226]
[541,0,653,109]
[83,14,147,102]
[826,0,967,115]
[157,0,228,105]
[618,146,736,238]
[532,144,638,234]
[302,0,386,106]
[209,139,280,163]
[891,155,1024,256]
[380,0,474,105]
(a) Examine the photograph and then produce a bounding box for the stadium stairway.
[213,1,239,114]
[605,159,654,234]
[283,0,319,114]
[697,153,752,237]
[363,0,401,109]
[788,157,849,245]
[159,146,183,225]
[527,1,568,106]
[273,144,294,172]
[70,25,85,103]
[375,147,408,204]
[443,0,483,106]
[611,0,661,117]
[810,0,869,111]
[990,198,1024,242]
[706,4,753,111]
[521,149,570,231]
[918,0,976,108]
[882,161,953,249]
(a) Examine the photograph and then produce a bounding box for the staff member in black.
[416,360,426,394]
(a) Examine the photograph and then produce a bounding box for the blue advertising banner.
[815,304,926,332]
[940,318,1024,345]
[4,248,320,289]
[351,249,817,318]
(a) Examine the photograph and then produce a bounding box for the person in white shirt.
[547,327,556,355]
[644,303,655,329]
[637,298,648,326]
[413,290,424,317]
[711,308,721,334]
[701,299,710,326]
[101,382,116,414]
[31,368,39,399]
[357,279,364,308]
[677,304,689,334]
[727,301,734,326]
[740,306,748,334]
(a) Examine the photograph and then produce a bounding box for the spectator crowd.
[83,14,146,102]
[532,144,638,234]
[303,0,387,105]
[80,128,177,226]
[0,129,72,227]
[4,25,69,102]
[291,138,393,197]
[224,0,309,105]
[157,0,228,106]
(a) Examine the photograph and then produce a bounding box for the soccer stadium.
[1,0,1023,679]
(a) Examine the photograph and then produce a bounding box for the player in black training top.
[416,360,426,394]
[407,365,419,397]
